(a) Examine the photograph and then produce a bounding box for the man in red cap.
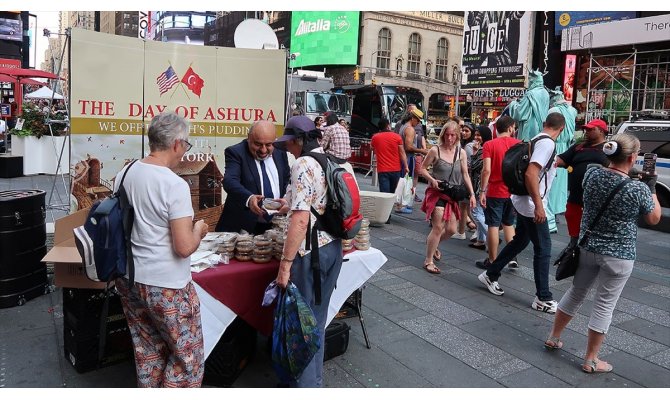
[555,118,609,245]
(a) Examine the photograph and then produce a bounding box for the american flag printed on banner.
[157,65,179,95]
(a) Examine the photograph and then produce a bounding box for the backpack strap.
[98,160,138,369]
[305,208,322,305]
[300,152,329,306]
[117,160,138,287]
[529,136,555,198]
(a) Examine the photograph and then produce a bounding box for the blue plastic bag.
[262,281,321,382]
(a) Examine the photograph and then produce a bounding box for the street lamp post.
[452,65,462,117]
[285,51,300,120]
[369,50,379,82]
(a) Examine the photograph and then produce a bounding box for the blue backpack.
[74,160,137,286]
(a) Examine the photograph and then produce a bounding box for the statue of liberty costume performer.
[508,70,550,142]
[545,87,578,232]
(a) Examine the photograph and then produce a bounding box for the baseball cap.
[274,115,317,150]
[410,108,424,120]
[582,119,608,131]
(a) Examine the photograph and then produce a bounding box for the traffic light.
[353,68,359,82]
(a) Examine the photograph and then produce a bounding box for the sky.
[33,11,61,68]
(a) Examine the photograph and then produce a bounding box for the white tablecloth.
[194,247,387,358]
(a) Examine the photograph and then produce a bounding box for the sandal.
[544,336,563,350]
[423,262,441,274]
[433,249,442,262]
[582,359,613,374]
[467,221,477,231]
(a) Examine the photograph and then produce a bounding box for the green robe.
[509,71,550,142]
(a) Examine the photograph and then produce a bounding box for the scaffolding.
[585,49,670,127]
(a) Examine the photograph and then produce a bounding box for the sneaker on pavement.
[478,272,504,296]
[470,232,478,241]
[531,297,557,314]
[452,232,467,240]
[475,258,491,269]
[414,195,423,202]
[507,257,519,269]
[395,206,413,214]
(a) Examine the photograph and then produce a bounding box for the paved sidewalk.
[0,173,668,388]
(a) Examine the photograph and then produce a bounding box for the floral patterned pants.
[115,278,204,388]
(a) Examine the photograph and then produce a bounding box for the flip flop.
[433,249,442,262]
[544,336,563,350]
[582,359,613,373]
[424,262,441,274]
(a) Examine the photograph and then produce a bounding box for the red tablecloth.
[191,249,358,337]
[192,259,278,337]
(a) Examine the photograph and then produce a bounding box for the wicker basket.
[195,205,224,232]
[359,190,396,226]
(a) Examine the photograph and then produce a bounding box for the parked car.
[613,110,670,207]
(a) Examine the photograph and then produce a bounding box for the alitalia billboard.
[289,11,360,68]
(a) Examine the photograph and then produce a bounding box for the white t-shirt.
[114,160,194,289]
[511,133,557,218]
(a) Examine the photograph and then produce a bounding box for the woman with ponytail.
[545,133,661,374]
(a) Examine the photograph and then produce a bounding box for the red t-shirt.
[371,131,403,173]
[482,136,521,198]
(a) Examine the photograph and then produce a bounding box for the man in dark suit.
[216,120,290,234]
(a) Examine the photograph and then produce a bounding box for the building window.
[436,38,449,82]
[377,28,391,75]
[407,33,421,79]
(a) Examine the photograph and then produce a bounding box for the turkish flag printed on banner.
[181,66,204,97]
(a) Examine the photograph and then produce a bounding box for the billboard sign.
[561,14,670,51]
[461,11,533,89]
[555,12,636,36]
[70,28,286,211]
[0,17,22,42]
[562,54,576,102]
[289,11,359,68]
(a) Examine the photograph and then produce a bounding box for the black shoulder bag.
[436,146,469,201]
[554,178,629,280]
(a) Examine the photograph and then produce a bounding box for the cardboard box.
[42,208,107,289]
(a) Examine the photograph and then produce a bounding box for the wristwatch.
[280,255,294,263]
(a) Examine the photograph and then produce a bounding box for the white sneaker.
[478,272,504,296]
[531,297,557,314]
[470,231,478,241]
[452,232,467,240]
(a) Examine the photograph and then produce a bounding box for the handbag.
[554,179,629,280]
[436,146,469,201]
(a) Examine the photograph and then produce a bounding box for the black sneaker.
[507,257,519,269]
[475,259,491,270]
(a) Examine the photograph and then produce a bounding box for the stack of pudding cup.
[354,218,371,251]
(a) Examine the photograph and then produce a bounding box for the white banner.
[561,14,670,51]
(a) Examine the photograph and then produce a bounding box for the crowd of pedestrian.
[367,103,660,375]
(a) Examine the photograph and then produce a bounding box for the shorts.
[407,155,415,178]
[565,201,583,238]
[484,197,516,227]
[414,155,424,176]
